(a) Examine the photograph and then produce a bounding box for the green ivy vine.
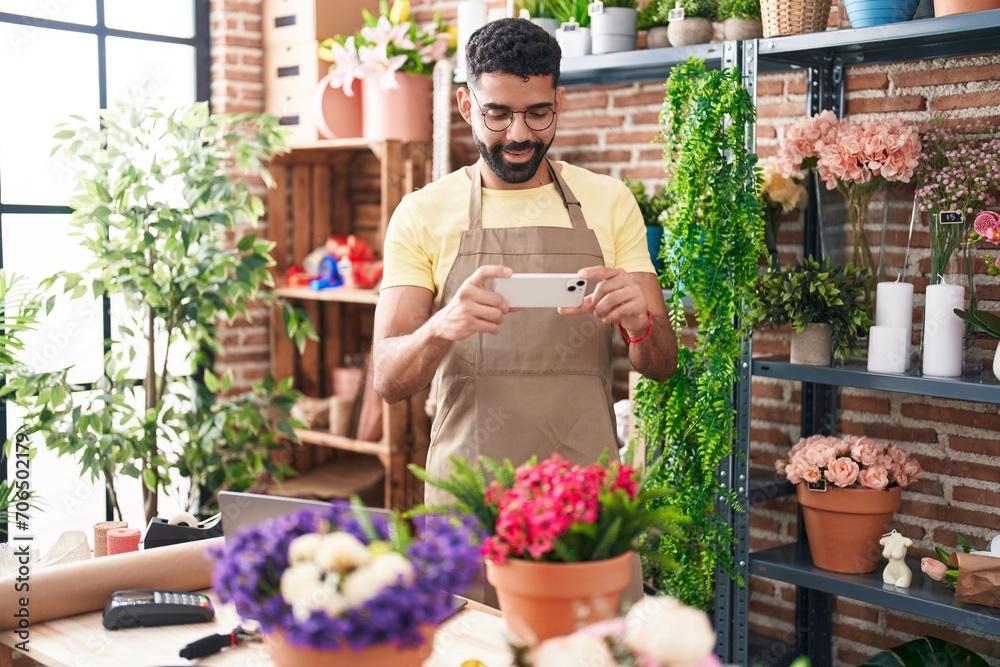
[636,58,765,610]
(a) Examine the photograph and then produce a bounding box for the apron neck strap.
[467,159,587,231]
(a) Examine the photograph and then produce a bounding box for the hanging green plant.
[634,58,764,610]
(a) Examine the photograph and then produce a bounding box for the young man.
[373,18,677,503]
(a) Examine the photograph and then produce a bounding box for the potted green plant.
[633,58,763,610]
[717,0,763,38]
[625,179,670,276]
[666,0,718,46]
[2,91,316,522]
[590,0,640,54]
[550,0,592,56]
[747,255,874,366]
[638,0,673,47]
[517,0,560,35]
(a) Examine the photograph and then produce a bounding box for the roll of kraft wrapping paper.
[0,536,222,630]
[106,527,141,555]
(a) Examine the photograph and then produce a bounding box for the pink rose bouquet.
[776,111,922,286]
[775,434,922,491]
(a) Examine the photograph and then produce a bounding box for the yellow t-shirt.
[381,161,655,304]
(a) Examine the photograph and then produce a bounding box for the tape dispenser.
[143,511,223,550]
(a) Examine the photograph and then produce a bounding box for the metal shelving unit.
[453,41,728,86]
[742,11,1000,667]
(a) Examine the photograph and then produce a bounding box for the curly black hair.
[465,18,561,89]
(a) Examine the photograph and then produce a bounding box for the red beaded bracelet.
[618,310,653,344]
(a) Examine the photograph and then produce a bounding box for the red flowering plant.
[776,434,922,491]
[408,451,684,565]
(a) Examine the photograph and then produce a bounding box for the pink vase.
[312,75,362,140]
[362,72,433,142]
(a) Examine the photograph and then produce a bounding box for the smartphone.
[102,589,215,629]
[492,273,589,308]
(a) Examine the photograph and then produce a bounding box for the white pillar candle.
[867,326,908,374]
[456,1,488,77]
[875,281,914,370]
[922,282,965,378]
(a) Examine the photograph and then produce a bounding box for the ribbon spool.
[93,521,128,558]
[106,527,141,556]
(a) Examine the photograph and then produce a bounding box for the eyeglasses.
[468,88,556,133]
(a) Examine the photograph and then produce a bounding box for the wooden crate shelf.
[266,139,432,510]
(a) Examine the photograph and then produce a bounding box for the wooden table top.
[0,592,512,667]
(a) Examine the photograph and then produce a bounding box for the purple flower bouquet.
[210,502,483,652]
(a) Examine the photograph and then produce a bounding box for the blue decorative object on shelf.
[842,0,920,27]
[646,225,666,275]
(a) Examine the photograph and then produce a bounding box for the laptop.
[218,490,394,544]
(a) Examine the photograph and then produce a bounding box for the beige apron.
[426,160,643,605]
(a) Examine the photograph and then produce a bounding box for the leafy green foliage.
[625,178,672,227]
[747,255,874,360]
[644,0,719,21]
[860,636,988,667]
[549,0,592,26]
[2,90,317,521]
[637,0,670,28]
[598,0,640,8]
[954,307,1000,339]
[634,58,764,609]
[516,0,557,18]
[717,0,760,19]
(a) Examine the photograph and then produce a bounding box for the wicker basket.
[761,0,833,37]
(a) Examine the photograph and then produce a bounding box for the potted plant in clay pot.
[666,0,718,46]
[638,0,673,47]
[409,451,684,644]
[718,0,763,38]
[747,255,873,366]
[776,433,922,574]
[517,0,561,35]
[590,0,641,54]
[550,0,593,57]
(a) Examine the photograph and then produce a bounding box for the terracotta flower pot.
[486,552,632,643]
[264,626,436,667]
[933,0,1000,15]
[312,75,362,140]
[797,484,902,574]
[362,72,433,142]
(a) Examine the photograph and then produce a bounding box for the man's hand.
[428,265,514,342]
[560,266,648,333]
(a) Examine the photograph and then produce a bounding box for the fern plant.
[634,58,764,610]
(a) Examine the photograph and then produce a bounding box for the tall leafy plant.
[3,92,315,521]
[634,58,764,609]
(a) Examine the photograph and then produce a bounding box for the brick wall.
[212,0,1000,662]
[210,0,273,391]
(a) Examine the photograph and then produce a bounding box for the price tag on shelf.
[938,210,964,224]
[807,480,828,492]
[668,2,685,21]
[588,1,604,15]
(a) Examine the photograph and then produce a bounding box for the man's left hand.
[559,266,648,333]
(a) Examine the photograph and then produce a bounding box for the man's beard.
[473,132,554,184]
